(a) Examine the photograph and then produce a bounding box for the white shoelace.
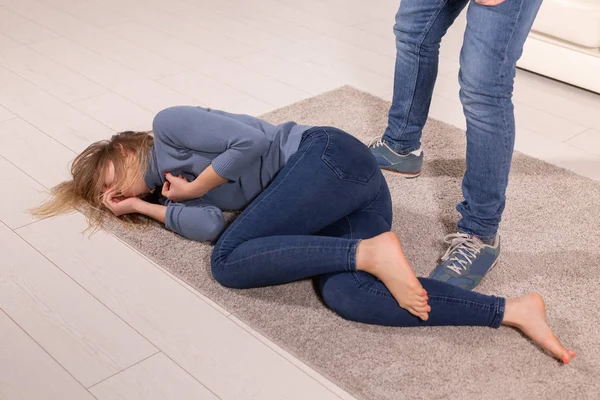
[441,233,484,274]
[367,137,423,156]
[368,137,386,148]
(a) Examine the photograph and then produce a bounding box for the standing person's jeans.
[384,0,542,241]
[212,127,505,327]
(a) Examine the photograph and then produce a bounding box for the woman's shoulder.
[153,106,210,133]
[153,105,271,133]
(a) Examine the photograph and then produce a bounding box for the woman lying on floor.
[35,106,574,363]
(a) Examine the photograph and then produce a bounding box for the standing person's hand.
[475,0,505,5]
[103,190,143,216]
[162,173,197,202]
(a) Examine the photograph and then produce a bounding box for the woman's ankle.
[501,294,544,328]
[355,238,377,273]
[501,298,518,327]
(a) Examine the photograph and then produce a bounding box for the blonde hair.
[32,131,154,230]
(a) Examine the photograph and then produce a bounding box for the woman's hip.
[212,127,387,258]
[299,126,380,186]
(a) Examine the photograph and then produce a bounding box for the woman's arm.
[163,166,227,202]
[136,197,224,242]
[104,196,223,242]
[153,106,270,182]
[103,192,166,223]
[134,200,167,224]
[162,199,225,242]
[190,165,228,197]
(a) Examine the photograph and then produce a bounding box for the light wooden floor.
[1,0,599,399]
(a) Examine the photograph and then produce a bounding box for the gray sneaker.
[429,233,500,290]
[368,138,423,178]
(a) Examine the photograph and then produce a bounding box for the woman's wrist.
[131,197,147,214]
[189,178,206,198]
[189,166,227,199]
[134,198,167,224]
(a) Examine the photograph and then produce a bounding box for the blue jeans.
[212,127,505,327]
[384,0,542,240]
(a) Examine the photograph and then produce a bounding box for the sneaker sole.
[382,168,422,179]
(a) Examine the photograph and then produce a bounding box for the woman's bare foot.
[503,293,576,363]
[356,232,430,320]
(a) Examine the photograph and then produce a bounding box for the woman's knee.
[360,179,393,231]
[210,241,235,288]
[377,180,393,228]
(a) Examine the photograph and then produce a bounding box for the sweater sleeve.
[152,106,270,181]
[163,198,225,243]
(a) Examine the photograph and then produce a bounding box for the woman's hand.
[103,190,142,217]
[162,173,197,203]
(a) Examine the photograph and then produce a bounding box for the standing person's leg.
[370,0,469,177]
[211,127,429,319]
[430,0,543,290]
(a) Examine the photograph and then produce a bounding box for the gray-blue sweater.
[144,106,312,242]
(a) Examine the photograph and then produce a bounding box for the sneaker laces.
[441,233,484,275]
[367,138,423,156]
[368,137,386,148]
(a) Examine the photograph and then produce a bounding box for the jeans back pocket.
[320,128,378,185]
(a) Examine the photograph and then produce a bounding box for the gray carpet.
[107,87,600,400]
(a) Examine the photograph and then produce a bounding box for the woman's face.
[103,160,150,198]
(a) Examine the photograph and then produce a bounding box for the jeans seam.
[395,0,450,138]
[427,295,496,310]
[216,132,318,263]
[348,240,359,272]
[495,1,524,231]
[344,216,353,239]
[358,178,386,214]
[497,1,525,88]
[221,244,353,266]
[490,296,505,328]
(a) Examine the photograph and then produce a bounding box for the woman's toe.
[413,305,428,313]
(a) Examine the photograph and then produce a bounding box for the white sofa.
[517,0,600,93]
